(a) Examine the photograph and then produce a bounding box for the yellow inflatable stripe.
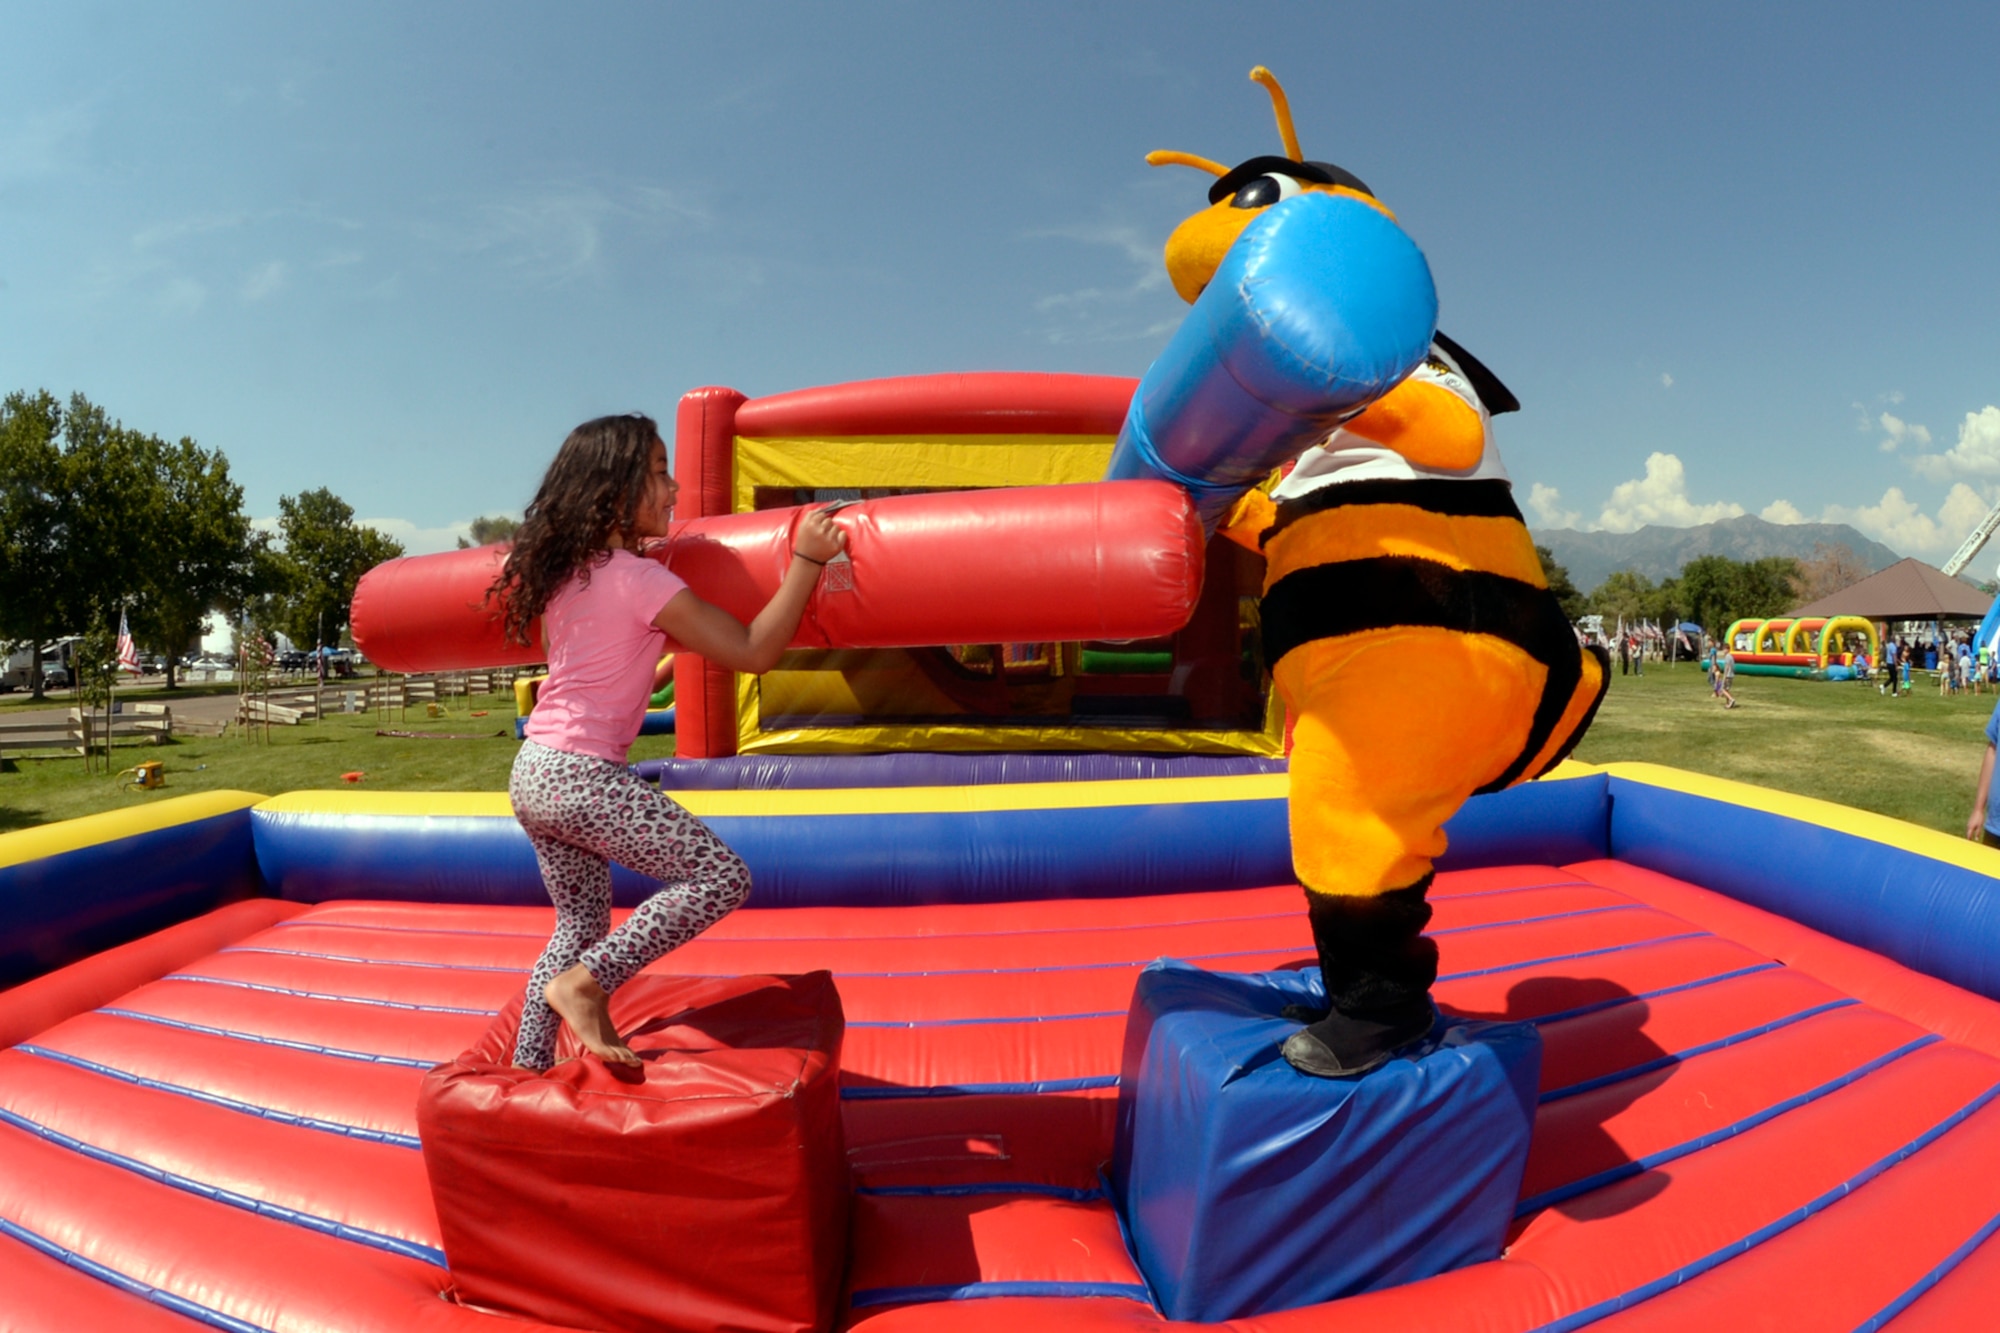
[255,791,514,818]
[253,765,1606,823]
[254,774,1295,821]
[732,434,1115,513]
[0,790,268,870]
[1600,761,2000,876]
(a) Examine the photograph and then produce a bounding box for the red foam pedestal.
[418,972,849,1333]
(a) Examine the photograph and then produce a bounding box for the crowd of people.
[1871,633,1997,698]
[1587,619,2000,718]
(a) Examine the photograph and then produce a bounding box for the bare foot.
[544,965,641,1065]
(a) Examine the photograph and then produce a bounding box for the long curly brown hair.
[491,413,661,646]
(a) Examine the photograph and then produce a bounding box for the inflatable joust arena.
[7,67,2000,1333]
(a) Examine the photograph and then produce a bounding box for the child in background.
[490,413,847,1070]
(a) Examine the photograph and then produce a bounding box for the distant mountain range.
[1529,515,1904,594]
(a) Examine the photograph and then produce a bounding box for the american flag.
[116,609,141,674]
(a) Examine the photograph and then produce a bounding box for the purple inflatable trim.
[631,752,1287,790]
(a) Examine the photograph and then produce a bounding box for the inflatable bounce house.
[7,67,2000,1333]
[1725,616,1881,680]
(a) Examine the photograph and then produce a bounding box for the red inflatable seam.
[1567,858,2000,1059]
[734,372,1137,438]
[0,899,304,1051]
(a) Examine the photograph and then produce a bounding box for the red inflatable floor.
[6,859,2000,1331]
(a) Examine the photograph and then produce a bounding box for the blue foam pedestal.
[1109,961,1541,1321]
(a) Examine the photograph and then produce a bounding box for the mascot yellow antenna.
[1144,66,1308,178]
[1248,66,1304,162]
[1144,149,1228,177]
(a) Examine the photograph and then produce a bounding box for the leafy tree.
[1674,556,1736,637]
[235,532,294,635]
[70,623,117,772]
[457,515,520,548]
[1672,553,1800,635]
[1536,545,1586,620]
[269,487,406,649]
[137,437,255,688]
[57,395,161,635]
[1740,556,1802,618]
[0,388,262,693]
[1587,569,1664,626]
[1789,542,1870,607]
[0,391,67,697]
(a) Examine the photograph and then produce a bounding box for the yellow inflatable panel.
[254,773,1294,823]
[0,790,268,870]
[732,433,1117,512]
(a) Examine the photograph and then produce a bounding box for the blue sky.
[4,3,1998,568]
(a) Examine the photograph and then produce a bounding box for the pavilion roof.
[1788,557,1992,621]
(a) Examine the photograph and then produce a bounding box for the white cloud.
[0,101,94,183]
[1875,411,1933,454]
[1660,373,1674,388]
[241,261,287,302]
[1818,483,1992,559]
[1909,406,2000,482]
[131,212,247,251]
[432,182,706,287]
[1591,453,1745,533]
[1029,222,1160,269]
[1543,452,2000,560]
[1526,482,1581,529]
[156,276,207,314]
[74,212,257,316]
[355,516,481,556]
[252,513,495,556]
[1027,222,1179,345]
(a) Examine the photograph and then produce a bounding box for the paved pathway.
[1,681,288,730]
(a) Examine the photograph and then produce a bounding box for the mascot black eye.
[1230,173,1303,210]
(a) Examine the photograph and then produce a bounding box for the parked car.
[40,661,70,689]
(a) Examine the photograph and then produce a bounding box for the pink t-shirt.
[523,549,689,763]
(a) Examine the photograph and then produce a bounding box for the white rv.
[0,639,79,692]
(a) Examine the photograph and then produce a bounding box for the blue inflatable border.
[1607,775,2000,1002]
[247,775,1608,911]
[0,806,261,989]
[250,798,1297,909]
[12,766,2000,1010]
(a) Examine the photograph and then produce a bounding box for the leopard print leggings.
[508,739,753,1069]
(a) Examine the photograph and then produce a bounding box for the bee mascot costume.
[1107,69,1609,1077]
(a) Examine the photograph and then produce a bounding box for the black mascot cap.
[1207,156,1374,206]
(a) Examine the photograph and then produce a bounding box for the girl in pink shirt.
[491,413,846,1070]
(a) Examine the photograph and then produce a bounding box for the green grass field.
[1571,661,1993,836]
[0,693,678,834]
[1,667,1994,839]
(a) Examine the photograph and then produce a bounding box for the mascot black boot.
[1283,883,1439,1077]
